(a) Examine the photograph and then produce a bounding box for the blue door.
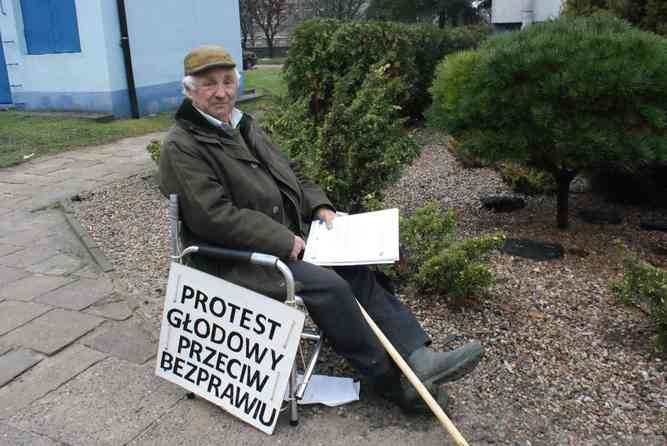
[0,33,12,104]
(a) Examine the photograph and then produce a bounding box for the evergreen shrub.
[428,16,667,228]
[283,19,490,120]
[612,257,667,351]
[272,19,489,211]
[397,202,503,302]
[269,66,420,211]
[147,139,161,163]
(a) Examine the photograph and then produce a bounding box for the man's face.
[189,67,237,122]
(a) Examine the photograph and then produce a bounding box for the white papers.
[303,208,399,266]
[285,374,360,407]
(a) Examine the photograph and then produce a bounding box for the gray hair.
[182,68,241,97]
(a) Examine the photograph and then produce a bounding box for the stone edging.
[59,198,114,273]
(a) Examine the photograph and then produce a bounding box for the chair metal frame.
[168,194,323,426]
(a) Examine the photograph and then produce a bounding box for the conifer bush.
[272,19,489,212]
[429,16,667,228]
[396,202,503,302]
[147,139,161,163]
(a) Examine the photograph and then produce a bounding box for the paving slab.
[82,319,156,364]
[28,253,85,275]
[83,296,133,321]
[9,357,183,446]
[0,422,64,446]
[0,274,76,301]
[0,265,30,288]
[126,394,449,446]
[0,300,51,335]
[72,264,101,279]
[0,246,61,269]
[0,342,11,356]
[0,309,103,355]
[0,349,42,387]
[26,158,77,176]
[0,244,24,257]
[0,344,106,419]
[35,276,112,310]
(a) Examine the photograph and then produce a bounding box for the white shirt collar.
[194,106,243,130]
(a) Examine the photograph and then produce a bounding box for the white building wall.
[124,0,244,115]
[1,0,122,113]
[0,0,243,116]
[493,0,564,24]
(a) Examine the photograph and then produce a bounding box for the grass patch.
[0,111,173,168]
[244,67,286,97]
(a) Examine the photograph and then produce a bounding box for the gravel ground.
[73,128,666,445]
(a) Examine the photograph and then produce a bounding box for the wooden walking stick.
[356,300,470,446]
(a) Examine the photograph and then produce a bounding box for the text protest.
[156,263,304,434]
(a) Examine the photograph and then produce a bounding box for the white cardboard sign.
[155,262,305,434]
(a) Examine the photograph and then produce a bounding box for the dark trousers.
[286,261,430,378]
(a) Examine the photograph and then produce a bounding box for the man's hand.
[316,207,337,230]
[290,235,306,260]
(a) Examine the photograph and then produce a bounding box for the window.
[21,0,81,54]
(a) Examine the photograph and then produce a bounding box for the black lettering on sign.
[270,349,285,371]
[210,296,226,317]
[208,373,222,397]
[184,361,198,384]
[181,284,195,304]
[160,350,173,370]
[166,308,183,329]
[195,289,208,312]
[266,318,282,341]
[173,356,185,378]
[245,367,270,392]
[254,313,266,336]
[177,335,190,355]
[203,344,217,369]
[244,339,268,365]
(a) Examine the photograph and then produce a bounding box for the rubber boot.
[407,341,483,387]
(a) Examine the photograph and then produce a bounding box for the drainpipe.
[521,0,534,29]
[116,0,139,118]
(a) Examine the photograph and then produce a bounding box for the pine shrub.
[428,15,667,228]
[397,202,503,302]
[147,139,161,163]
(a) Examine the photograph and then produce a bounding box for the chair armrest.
[193,244,255,263]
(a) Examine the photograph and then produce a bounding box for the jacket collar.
[175,98,255,143]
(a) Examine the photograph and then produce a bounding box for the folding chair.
[167,194,323,426]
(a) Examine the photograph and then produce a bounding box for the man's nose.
[213,85,229,97]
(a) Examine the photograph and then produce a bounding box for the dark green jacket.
[159,99,332,298]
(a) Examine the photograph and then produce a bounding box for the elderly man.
[159,45,483,414]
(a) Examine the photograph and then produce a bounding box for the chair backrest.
[168,194,182,261]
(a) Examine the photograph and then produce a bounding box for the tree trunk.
[555,170,577,229]
[267,35,275,58]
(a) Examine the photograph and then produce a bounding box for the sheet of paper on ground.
[286,374,360,407]
[303,208,399,266]
[156,262,305,435]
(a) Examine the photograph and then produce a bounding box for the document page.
[303,208,399,266]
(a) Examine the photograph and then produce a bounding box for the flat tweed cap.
[184,45,236,75]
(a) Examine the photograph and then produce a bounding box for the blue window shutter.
[21,0,80,54]
[21,0,54,54]
[50,0,81,53]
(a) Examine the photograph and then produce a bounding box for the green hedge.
[269,19,489,211]
[564,0,667,35]
[283,19,490,120]
[268,65,420,211]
